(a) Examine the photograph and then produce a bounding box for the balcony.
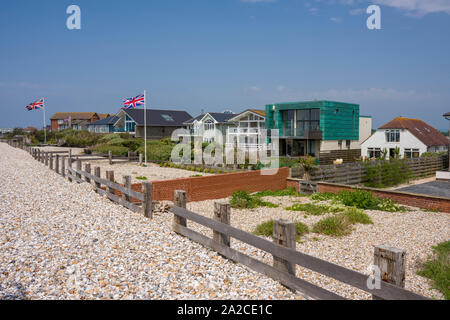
[282,125,322,139]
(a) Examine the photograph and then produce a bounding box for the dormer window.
[385,129,400,142]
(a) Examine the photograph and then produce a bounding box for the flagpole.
[43,98,47,145]
[144,90,147,165]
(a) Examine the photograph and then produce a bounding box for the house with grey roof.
[182,112,236,143]
[114,108,192,140]
[87,116,120,133]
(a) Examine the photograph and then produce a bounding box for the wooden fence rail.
[3,140,151,217]
[291,155,448,185]
[171,194,428,300]
[67,166,152,216]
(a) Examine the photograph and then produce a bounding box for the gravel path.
[0,143,304,300]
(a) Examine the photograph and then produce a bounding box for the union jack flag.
[26,98,44,111]
[123,93,145,109]
[64,116,71,122]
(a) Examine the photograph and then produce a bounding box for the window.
[385,129,400,142]
[161,114,174,122]
[338,140,342,149]
[204,119,214,131]
[58,120,64,124]
[295,108,320,135]
[368,148,381,158]
[404,148,420,159]
[346,140,351,149]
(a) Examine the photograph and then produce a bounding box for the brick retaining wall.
[129,168,290,202]
[317,182,450,213]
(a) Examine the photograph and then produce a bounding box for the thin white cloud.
[330,17,343,22]
[375,0,450,16]
[349,8,364,15]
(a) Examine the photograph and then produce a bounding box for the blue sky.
[1,0,449,130]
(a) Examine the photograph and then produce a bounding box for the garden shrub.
[230,191,278,209]
[312,215,352,237]
[417,241,450,299]
[285,203,344,215]
[253,220,309,242]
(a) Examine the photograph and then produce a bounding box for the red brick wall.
[317,182,450,213]
[286,178,300,193]
[130,168,290,202]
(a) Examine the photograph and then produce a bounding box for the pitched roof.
[50,112,98,120]
[98,113,111,120]
[184,114,205,124]
[89,116,119,126]
[248,109,266,117]
[206,112,235,123]
[379,117,449,147]
[123,109,192,126]
[229,109,266,120]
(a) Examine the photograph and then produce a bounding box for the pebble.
[0,143,305,300]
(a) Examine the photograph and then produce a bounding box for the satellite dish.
[222,109,235,114]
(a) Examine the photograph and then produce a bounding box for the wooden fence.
[170,191,427,300]
[291,155,449,185]
[8,141,154,218]
[4,140,429,300]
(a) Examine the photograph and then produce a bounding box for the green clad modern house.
[265,100,372,164]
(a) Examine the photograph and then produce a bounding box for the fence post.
[139,153,143,166]
[213,202,231,247]
[61,156,65,177]
[173,190,187,228]
[76,159,82,181]
[272,219,297,290]
[372,245,406,300]
[106,170,115,194]
[37,149,41,162]
[55,154,60,174]
[68,149,72,165]
[143,182,153,219]
[85,163,91,183]
[49,153,54,170]
[128,151,131,162]
[67,157,73,182]
[122,175,131,203]
[94,167,101,192]
[108,151,113,165]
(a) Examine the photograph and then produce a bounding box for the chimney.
[201,109,205,115]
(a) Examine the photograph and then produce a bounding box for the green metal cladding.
[265,100,360,140]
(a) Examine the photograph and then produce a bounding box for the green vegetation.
[312,190,408,212]
[136,176,147,180]
[253,187,303,198]
[253,220,309,242]
[417,241,450,300]
[285,203,344,215]
[312,208,372,237]
[230,190,278,209]
[364,158,412,188]
[420,151,448,158]
[312,215,352,237]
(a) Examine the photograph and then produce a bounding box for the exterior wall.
[265,100,359,142]
[317,182,450,213]
[130,168,290,202]
[359,116,372,145]
[320,139,360,151]
[51,119,59,131]
[136,126,181,140]
[361,129,428,158]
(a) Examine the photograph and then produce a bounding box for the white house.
[226,109,266,151]
[182,112,236,143]
[361,117,449,159]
